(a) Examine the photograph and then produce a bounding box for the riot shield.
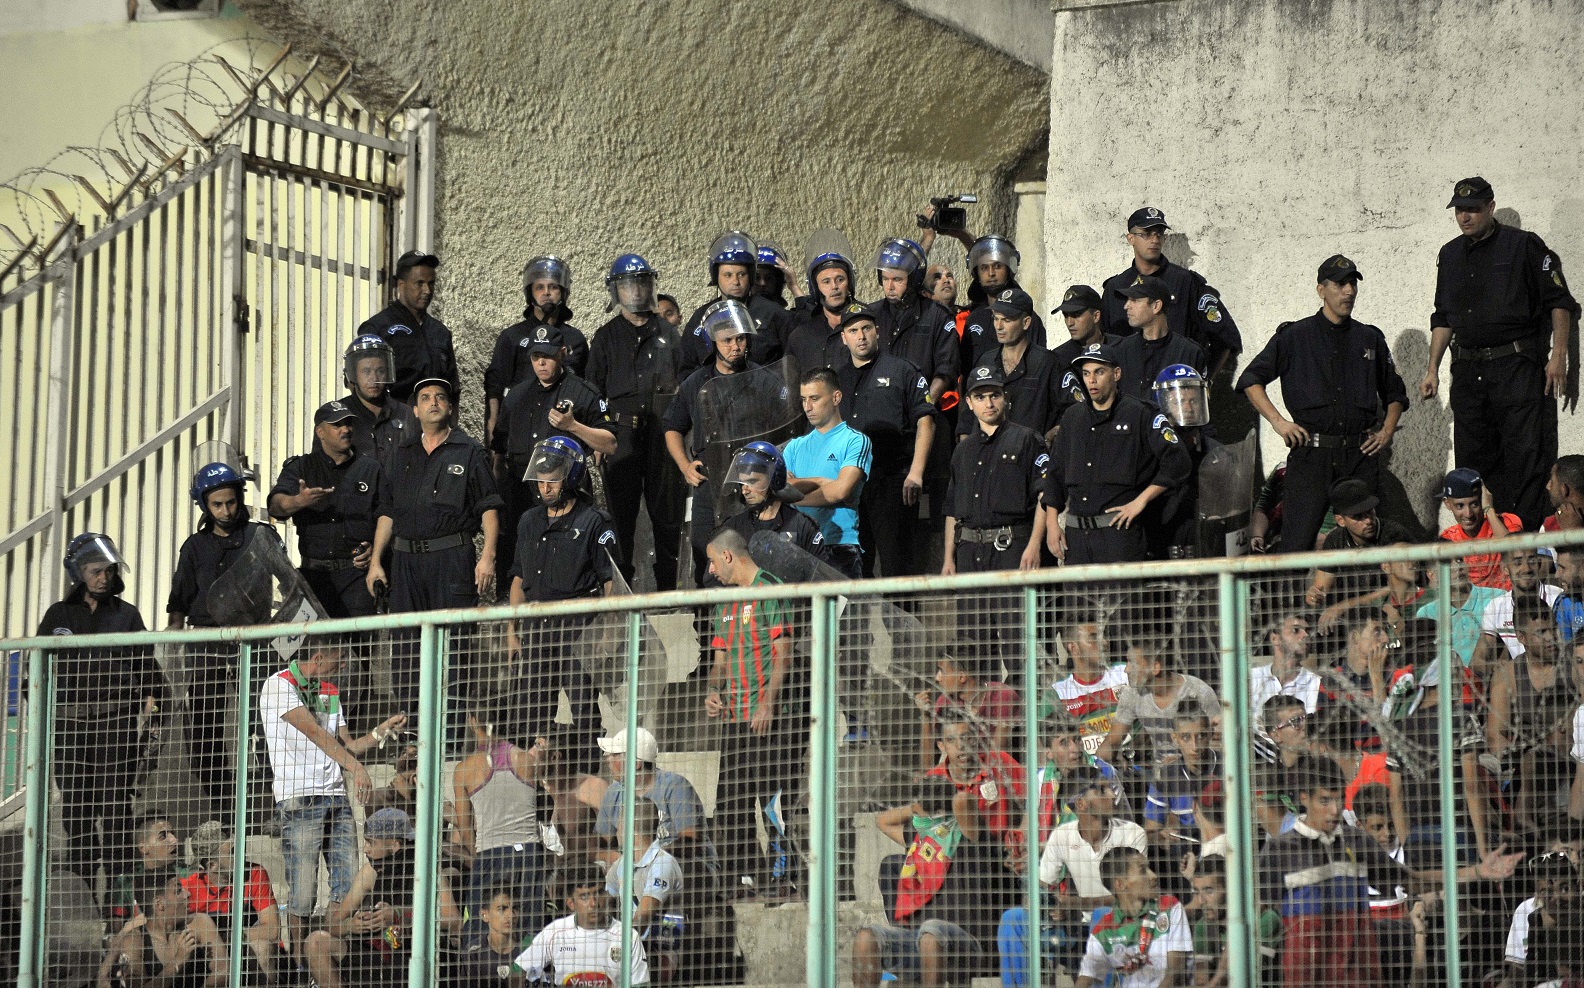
[1196,429,1259,558]
[572,551,666,731]
[204,526,329,659]
[694,356,804,526]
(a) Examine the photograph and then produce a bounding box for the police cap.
[1317,254,1363,284]
[394,249,440,279]
[966,364,1008,393]
[989,288,1035,318]
[1070,342,1122,369]
[313,399,358,425]
[526,324,566,356]
[1055,284,1103,315]
[1446,176,1494,209]
[838,303,878,330]
[1118,276,1173,304]
[1126,206,1169,231]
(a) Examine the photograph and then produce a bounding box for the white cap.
[597,727,659,762]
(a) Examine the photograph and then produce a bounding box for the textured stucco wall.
[1045,0,1584,531]
[234,0,1048,436]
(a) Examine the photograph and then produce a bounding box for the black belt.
[393,533,469,554]
[301,557,357,572]
[1166,545,1200,559]
[1303,432,1365,449]
[1067,510,1121,530]
[608,412,648,429]
[1451,333,1544,363]
[957,524,1029,549]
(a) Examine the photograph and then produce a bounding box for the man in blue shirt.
[783,368,873,580]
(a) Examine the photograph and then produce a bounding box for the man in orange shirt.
[1438,467,1520,589]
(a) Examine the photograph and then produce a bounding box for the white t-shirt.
[1053,665,1130,754]
[1506,896,1542,964]
[1571,705,1584,762]
[605,841,683,913]
[1037,818,1148,896]
[514,915,650,985]
[1481,586,1564,658]
[259,668,347,803]
[1078,898,1193,988]
[1249,664,1321,718]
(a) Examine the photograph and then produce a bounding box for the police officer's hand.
[294,479,334,509]
[352,541,374,570]
[474,556,494,598]
[682,460,708,488]
[548,404,574,430]
[1110,498,1148,529]
[902,469,925,506]
[1419,367,1440,400]
[1047,522,1067,562]
[1019,541,1040,571]
[1271,419,1311,448]
[1546,351,1568,402]
[366,562,387,599]
[1361,425,1395,456]
[941,553,957,576]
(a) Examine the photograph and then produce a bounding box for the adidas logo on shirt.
[827,453,838,460]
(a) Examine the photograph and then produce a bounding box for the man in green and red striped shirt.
[705,526,798,898]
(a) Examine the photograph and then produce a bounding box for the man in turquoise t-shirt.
[783,367,873,579]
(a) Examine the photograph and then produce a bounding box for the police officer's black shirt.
[662,361,762,455]
[1116,331,1209,403]
[836,354,934,468]
[1100,259,1243,360]
[1051,333,1123,423]
[269,447,391,561]
[945,421,1047,529]
[1432,223,1579,348]
[784,310,847,377]
[1045,394,1192,516]
[1235,311,1410,435]
[508,498,617,601]
[959,343,1062,437]
[338,393,418,472]
[39,585,156,709]
[865,295,960,387]
[490,371,613,465]
[722,502,827,562]
[357,301,459,404]
[483,312,590,399]
[168,521,278,627]
[679,294,791,376]
[383,428,503,540]
[585,313,682,422]
[960,305,1048,372]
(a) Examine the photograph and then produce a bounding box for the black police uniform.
[1115,330,1209,403]
[382,427,503,709]
[721,501,827,561]
[837,353,934,577]
[39,587,159,878]
[1234,311,1410,554]
[489,369,613,589]
[866,294,961,390]
[1433,222,1579,529]
[586,312,686,592]
[959,344,1063,438]
[662,359,762,584]
[1050,334,1122,426]
[357,301,459,404]
[784,308,848,376]
[945,416,1047,658]
[679,294,791,375]
[1100,259,1242,366]
[338,392,418,473]
[959,300,1048,373]
[1149,427,1222,558]
[269,447,390,617]
[509,496,616,746]
[168,516,282,815]
[483,311,590,396]
[1045,395,1192,564]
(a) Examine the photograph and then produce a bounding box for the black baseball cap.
[838,303,878,330]
[989,288,1035,317]
[1317,254,1363,284]
[314,399,358,425]
[394,249,440,279]
[966,365,1008,393]
[1439,467,1483,499]
[411,376,455,400]
[1126,206,1169,231]
[1118,276,1172,304]
[1070,342,1121,369]
[1055,284,1103,315]
[1447,176,1494,209]
[1330,477,1379,517]
[525,324,566,356]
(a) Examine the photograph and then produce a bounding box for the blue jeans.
[465,842,547,943]
[277,793,357,917]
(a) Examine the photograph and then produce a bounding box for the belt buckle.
[993,529,1014,551]
[411,538,428,553]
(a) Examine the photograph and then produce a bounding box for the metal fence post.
[36,233,80,627]
[229,641,254,986]
[1022,586,1042,988]
[1218,571,1259,988]
[1434,560,1463,988]
[409,623,443,988]
[17,647,53,988]
[619,611,641,988]
[806,591,836,988]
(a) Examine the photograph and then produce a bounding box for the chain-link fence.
[7,533,1583,987]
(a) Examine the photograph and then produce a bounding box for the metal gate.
[0,46,434,639]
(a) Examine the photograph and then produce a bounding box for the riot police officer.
[1115,277,1209,402]
[1044,343,1191,564]
[338,335,419,471]
[961,288,1062,440]
[490,325,616,590]
[1236,254,1409,554]
[367,377,503,712]
[835,305,935,577]
[784,249,857,375]
[506,438,616,750]
[865,238,960,407]
[356,250,458,403]
[41,533,161,878]
[679,231,792,374]
[1100,207,1242,377]
[268,399,390,618]
[959,234,1047,371]
[484,255,591,445]
[753,241,796,309]
[719,441,826,560]
[586,253,686,592]
[1147,365,1222,558]
[1050,285,1122,429]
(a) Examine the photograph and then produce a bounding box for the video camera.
[917,193,978,233]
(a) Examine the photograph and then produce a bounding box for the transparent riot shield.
[694,356,804,526]
[203,526,329,659]
[1196,429,1259,558]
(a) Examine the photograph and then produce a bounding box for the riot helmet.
[723,440,787,507]
[755,242,789,301]
[708,230,758,297]
[523,255,572,319]
[967,235,1021,280]
[524,436,587,506]
[699,299,758,343]
[344,334,396,394]
[605,253,657,314]
[1152,364,1210,428]
[873,238,928,293]
[807,252,856,312]
[64,532,128,598]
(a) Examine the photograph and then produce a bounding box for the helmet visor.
[67,535,128,584]
[701,300,758,341]
[524,256,571,291]
[524,444,580,484]
[609,274,656,314]
[1155,379,1210,428]
[709,231,758,267]
[724,449,774,500]
[345,346,396,388]
[873,241,924,275]
[968,237,1021,274]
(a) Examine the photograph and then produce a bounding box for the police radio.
[918,194,978,233]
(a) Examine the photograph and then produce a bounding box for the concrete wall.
[233,0,1049,438]
[1045,0,1584,530]
[894,0,1055,71]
